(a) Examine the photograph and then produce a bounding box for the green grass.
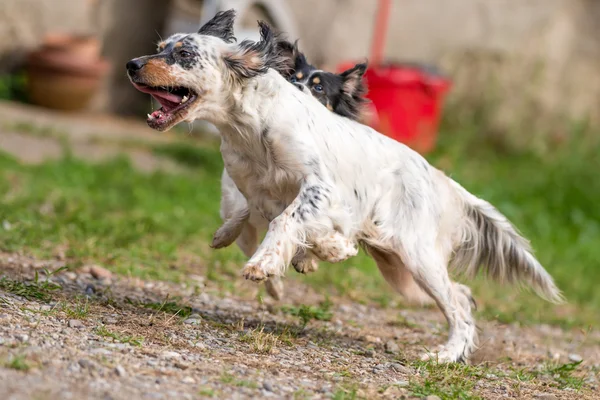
[281,298,333,330]
[139,296,193,319]
[94,325,144,347]
[409,361,486,399]
[4,354,31,371]
[219,371,258,388]
[1,119,599,327]
[505,360,585,390]
[0,268,65,302]
[331,384,359,400]
[61,297,90,319]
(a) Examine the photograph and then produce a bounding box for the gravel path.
[0,253,598,399]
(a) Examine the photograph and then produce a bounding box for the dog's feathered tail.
[449,180,564,304]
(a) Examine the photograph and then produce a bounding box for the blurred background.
[0,0,599,328]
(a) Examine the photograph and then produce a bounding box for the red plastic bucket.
[339,62,451,154]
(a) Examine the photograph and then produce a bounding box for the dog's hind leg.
[401,245,477,363]
[211,207,249,249]
[368,247,433,306]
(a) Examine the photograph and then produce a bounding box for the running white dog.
[127,10,563,362]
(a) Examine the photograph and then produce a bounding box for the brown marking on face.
[174,42,183,49]
[138,58,178,87]
[312,77,321,84]
[296,72,303,79]
[157,41,167,51]
[326,102,333,111]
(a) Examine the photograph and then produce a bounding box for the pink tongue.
[152,94,180,112]
[132,83,183,111]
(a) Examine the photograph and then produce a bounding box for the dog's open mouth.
[132,83,198,130]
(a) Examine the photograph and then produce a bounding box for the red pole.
[370,0,392,67]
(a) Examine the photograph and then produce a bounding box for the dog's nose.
[126,58,145,73]
[293,82,310,95]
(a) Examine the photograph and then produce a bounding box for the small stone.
[114,365,127,377]
[183,318,200,325]
[89,265,112,280]
[182,376,195,384]
[262,381,274,392]
[385,340,400,354]
[534,394,557,400]
[161,351,181,359]
[174,362,189,370]
[67,362,81,373]
[85,284,95,296]
[15,334,29,342]
[78,359,95,370]
[425,396,441,400]
[3,220,12,231]
[394,380,409,387]
[364,335,381,343]
[568,354,583,363]
[388,362,410,373]
[90,348,112,356]
[363,348,375,357]
[68,319,84,328]
[382,385,405,398]
[64,272,77,280]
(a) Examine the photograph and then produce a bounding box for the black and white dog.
[127,10,563,362]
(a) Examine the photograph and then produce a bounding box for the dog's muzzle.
[293,82,310,95]
[126,58,146,78]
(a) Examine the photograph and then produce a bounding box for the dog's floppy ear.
[335,61,369,120]
[198,9,236,43]
[224,21,293,79]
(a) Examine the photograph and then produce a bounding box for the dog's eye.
[290,76,297,83]
[314,84,324,92]
[179,50,192,58]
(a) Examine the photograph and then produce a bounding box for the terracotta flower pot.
[25,33,109,111]
[42,33,101,60]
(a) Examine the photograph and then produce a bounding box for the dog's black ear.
[335,61,369,120]
[224,21,292,79]
[198,9,236,43]
[292,41,309,70]
[340,62,368,97]
[273,39,296,79]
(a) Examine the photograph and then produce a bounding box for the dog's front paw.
[243,252,280,281]
[242,263,269,281]
[313,233,358,263]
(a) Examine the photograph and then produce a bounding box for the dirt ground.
[1,101,599,399]
[0,252,598,400]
